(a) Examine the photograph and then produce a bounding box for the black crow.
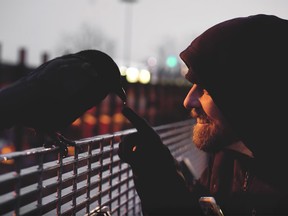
[0,49,126,156]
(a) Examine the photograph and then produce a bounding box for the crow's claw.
[58,140,69,158]
[57,133,76,146]
[57,133,83,153]
[42,132,81,158]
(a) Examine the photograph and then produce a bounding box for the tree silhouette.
[55,24,115,57]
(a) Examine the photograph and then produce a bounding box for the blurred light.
[126,67,139,83]
[113,113,125,123]
[119,66,127,76]
[100,114,112,125]
[1,146,15,164]
[83,113,97,125]
[147,56,157,67]
[67,146,74,156]
[1,145,15,154]
[166,55,178,68]
[72,118,81,127]
[139,69,151,84]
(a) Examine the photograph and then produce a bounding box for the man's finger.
[122,106,155,134]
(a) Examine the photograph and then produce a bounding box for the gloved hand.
[118,106,196,215]
[118,106,171,172]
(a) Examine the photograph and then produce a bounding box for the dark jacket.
[198,149,288,215]
[131,145,288,215]
[176,14,288,214]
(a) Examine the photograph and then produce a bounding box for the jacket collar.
[225,141,254,158]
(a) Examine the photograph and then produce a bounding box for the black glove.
[118,106,198,215]
[118,106,169,171]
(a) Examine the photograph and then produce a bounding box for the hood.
[180,14,288,177]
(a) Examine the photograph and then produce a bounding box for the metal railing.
[0,119,208,216]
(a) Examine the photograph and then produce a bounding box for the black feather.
[0,49,126,156]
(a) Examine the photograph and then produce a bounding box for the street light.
[121,0,137,67]
[166,55,178,68]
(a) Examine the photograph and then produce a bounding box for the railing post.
[108,137,114,212]
[56,152,63,215]
[13,157,21,216]
[37,153,44,215]
[86,142,92,213]
[72,145,79,216]
[98,140,104,209]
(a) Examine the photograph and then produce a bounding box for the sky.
[1,0,288,68]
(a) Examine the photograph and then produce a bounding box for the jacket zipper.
[243,171,257,216]
[243,171,249,192]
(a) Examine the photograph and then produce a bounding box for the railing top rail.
[0,119,194,161]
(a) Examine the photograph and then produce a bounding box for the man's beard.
[191,110,237,152]
[193,122,224,152]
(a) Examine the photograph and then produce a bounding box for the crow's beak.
[115,87,127,104]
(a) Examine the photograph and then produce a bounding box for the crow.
[0,49,127,156]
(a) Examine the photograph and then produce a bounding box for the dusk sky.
[1,0,288,68]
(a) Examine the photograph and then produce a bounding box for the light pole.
[121,0,137,67]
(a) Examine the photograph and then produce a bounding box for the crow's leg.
[55,132,76,147]
[42,132,79,157]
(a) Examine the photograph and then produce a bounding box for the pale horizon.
[1,0,288,67]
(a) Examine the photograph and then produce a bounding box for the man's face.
[183,84,237,152]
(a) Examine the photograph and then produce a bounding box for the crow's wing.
[0,52,105,132]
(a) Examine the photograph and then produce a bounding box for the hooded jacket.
[180,14,288,184]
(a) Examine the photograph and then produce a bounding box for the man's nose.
[183,84,202,109]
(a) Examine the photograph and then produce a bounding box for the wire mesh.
[0,119,207,216]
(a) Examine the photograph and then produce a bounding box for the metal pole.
[122,0,137,67]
